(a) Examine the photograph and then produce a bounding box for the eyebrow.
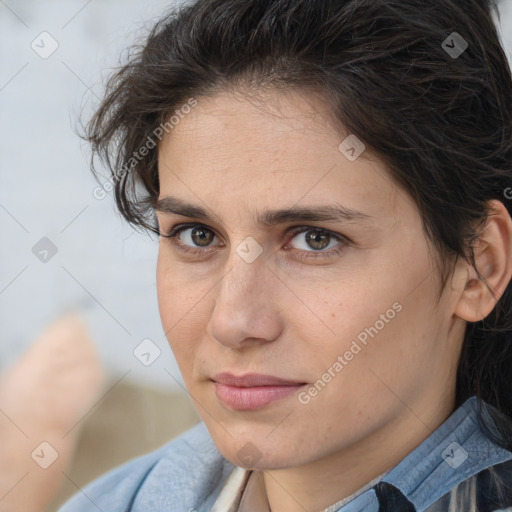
[153,196,373,227]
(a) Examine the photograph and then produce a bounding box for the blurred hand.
[0,312,105,512]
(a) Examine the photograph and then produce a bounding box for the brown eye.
[287,227,346,256]
[161,223,347,260]
[190,226,215,246]
[304,230,331,251]
[159,223,220,255]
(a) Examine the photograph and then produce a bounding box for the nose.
[206,246,284,350]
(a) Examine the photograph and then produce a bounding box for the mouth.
[211,372,308,411]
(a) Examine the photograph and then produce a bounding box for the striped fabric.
[374,457,512,511]
[422,458,512,512]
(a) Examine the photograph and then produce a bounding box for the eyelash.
[159,223,349,260]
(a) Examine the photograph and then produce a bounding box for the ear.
[454,200,512,322]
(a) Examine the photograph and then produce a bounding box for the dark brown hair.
[84,0,512,451]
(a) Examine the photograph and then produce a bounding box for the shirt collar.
[381,395,512,510]
[211,396,512,511]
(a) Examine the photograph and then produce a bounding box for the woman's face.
[155,88,466,470]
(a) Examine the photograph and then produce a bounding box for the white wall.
[0,0,184,391]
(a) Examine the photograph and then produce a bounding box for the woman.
[60,0,512,510]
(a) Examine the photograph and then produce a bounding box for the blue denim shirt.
[58,395,512,512]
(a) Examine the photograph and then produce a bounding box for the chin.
[223,448,301,471]
[210,429,305,470]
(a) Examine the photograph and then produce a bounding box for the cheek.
[309,282,395,349]
[156,249,207,370]
[303,277,423,385]
[156,248,196,323]
[156,254,177,331]
[325,289,440,406]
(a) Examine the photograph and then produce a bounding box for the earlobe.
[455,200,512,323]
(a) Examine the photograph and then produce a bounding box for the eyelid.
[284,225,349,254]
[160,222,349,256]
[160,222,347,239]
[159,222,216,240]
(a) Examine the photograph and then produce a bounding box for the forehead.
[159,87,344,159]
[156,88,404,226]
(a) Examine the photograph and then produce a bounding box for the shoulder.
[424,458,512,512]
[423,397,512,512]
[58,421,235,512]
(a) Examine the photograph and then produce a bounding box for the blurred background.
[0,0,511,510]
[0,1,202,510]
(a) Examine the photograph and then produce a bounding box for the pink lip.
[211,373,307,410]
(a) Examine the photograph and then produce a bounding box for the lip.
[211,372,307,410]
[212,372,306,387]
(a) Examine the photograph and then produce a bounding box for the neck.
[261,393,456,512]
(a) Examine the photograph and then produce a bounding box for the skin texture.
[155,88,512,512]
